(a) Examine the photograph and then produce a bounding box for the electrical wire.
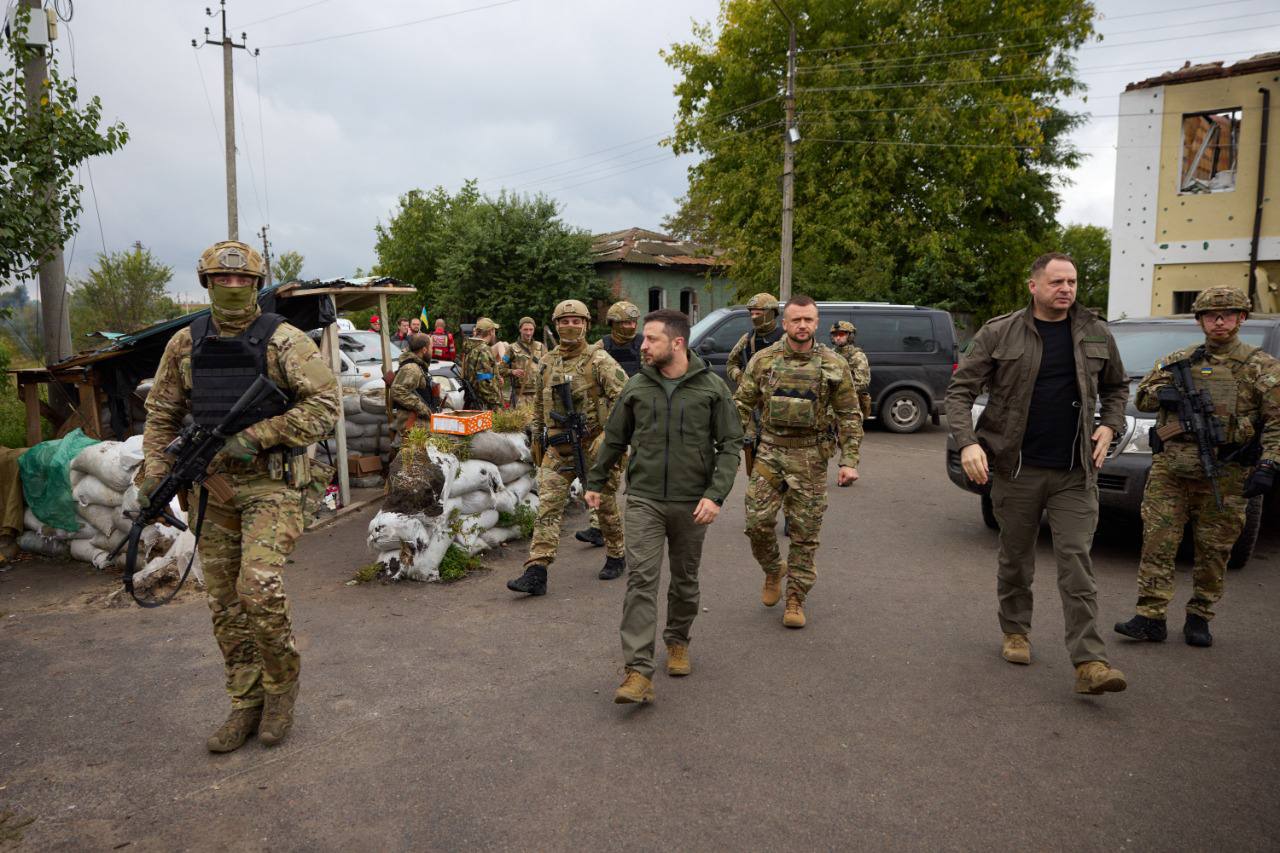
[237,0,332,29]
[236,93,267,226]
[258,0,524,50]
[190,47,224,153]
[253,53,271,225]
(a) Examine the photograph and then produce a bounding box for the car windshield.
[1110,322,1268,376]
[341,331,400,362]
[689,308,733,345]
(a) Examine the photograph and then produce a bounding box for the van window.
[857,314,938,353]
[708,312,753,351]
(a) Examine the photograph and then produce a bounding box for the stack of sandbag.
[66,436,145,568]
[18,506,79,559]
[366,432,540,581]
[318,383,391,486]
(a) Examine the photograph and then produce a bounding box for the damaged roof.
[591,227,729,269]
[1126,51,1280,91]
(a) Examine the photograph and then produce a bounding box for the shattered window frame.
[1178,107,1241,194]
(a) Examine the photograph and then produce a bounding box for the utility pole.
[772,0,797,302]
[258,225,273,286]
[195,1,255,241]
[19,0,71,365]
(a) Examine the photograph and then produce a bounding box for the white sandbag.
[131,527,203,590]
[377,422,390,436]
[506,474,535,502]
[480,525,523,548]
[497,461,534,484]
[69,441,139,492]
[345,436,381,453]
[467,431,530,466]
[452,459,502,497]
[119,434,145,469]
[351,475,384,489]
[72,474,124,508]
[453,509,500,552]
[70,468,85,488]
[519,493,540,515]
[360,394,387,416]
[120,484,141,516]
[348,411,386,426]
[492,487,517,515]
[343,394,364,416]
[342,421,373,438]
[455,488,496,515]
[360,377,386,393]
[70,539,115,570]
[90,528,127,553]
[17,531,70,558]
[367,510,449,583]
[77,502,118,538]
[377,437,392,453]
[24,508,91,540]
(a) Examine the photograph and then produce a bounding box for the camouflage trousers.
[198,478,305,709]
[526,446,623,567]
[1137,458,1248,621]
[744,442,828,602]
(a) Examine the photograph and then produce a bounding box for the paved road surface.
[2,423,1278,850]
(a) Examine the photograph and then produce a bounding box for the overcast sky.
[7,0,1280,301]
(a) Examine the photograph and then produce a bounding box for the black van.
[688,301,959,433]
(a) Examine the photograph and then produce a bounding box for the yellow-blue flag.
[420,306,429,326]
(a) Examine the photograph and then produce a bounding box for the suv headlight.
[1121,418,1156,454]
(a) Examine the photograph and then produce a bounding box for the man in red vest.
[430,318,456,362]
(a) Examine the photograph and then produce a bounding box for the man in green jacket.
[586,308,743,705]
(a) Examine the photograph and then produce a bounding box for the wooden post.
[22,383,40,446]
[378,293,393,378]
[78,382,103,440]
[324,322,351,506]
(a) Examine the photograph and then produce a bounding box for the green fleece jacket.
[587,351,743,504]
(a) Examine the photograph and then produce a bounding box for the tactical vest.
[1156,344,1263,456]
[740,325,785,368]
[190,313,290,433]
[602,335,642,376]
[761,347,829,434]
[540,346,608,437]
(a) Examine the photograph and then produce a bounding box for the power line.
[237,0,333,28]
[190,47,223,153]
[236,91,267,225]
[259,0,524,50]
[253,53,271,224]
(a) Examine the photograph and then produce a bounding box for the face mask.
[612,325,636,344]
[558,325,585,344]
[751,311,775,332]
[210,283,257,312]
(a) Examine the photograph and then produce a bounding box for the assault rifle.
[1152,350,1227,508]
[547,380,589,485]
[112,375,289,607]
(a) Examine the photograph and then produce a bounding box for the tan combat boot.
[666,643,691,677]
[762,563,786,607]
[206,706,263,753]
[1074,661,1127,695]
[258,682,300,746]
[613,671,655,704]
[1002,633,1031,665]
[783,591,806,629]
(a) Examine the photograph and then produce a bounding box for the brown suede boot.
[1002,633,1031,665]
[1074,661,1127,695]
[666,643,691,677]
[614,670,655,704]
[783,591,806,628]
[258,682,299,747]
[206,706,263,753]
[762,562,786,607]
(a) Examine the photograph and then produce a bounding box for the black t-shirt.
[1020,318,1080,469]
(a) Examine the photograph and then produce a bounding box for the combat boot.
[1001,632,1031,665]
[1073,661,1127,695]
[258,682,299,747]
[507,564,547,596]
[666,643,691,677]
[575,526,605,547]
[1183,613,1213,647]
[613,670,655,704]
[206,705,262,753]
[783,591,806,628]
[0,533,17,561]
[598,556,625,581]
[761,563,786,607]
[1114,614,1167,642]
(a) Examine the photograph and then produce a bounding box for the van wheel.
[880,389,927,433]
[1227,495,1265,570]
[981,493,999,530]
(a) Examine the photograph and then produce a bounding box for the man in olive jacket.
[586,309,743,705]
[945,252,1130,696]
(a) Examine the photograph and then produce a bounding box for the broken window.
[1179,109,1240,194]
[1173,291,1201,314]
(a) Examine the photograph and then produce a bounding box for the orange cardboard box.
[430,410,493,436]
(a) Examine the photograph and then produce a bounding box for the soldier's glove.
[1156,386,1182,411]
[220,432,261,464]
[1243,460,1277,499]
[135,475,162,511]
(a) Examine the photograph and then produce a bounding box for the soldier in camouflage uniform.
[459,317,505,410]
[388,333,435,448]
[1116,286,1280,647]
[508,299,629,595]
[830,320,872,419]
[503,316,545,407]
[141,240,339,752]
[726,292,786,386]
[734,294,862,628]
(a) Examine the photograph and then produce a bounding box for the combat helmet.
[606,301,641,324]
[196,240,266,288]
[746,292,780,313]
[518,316,536,328]
[1191,286,1251,315]
[831,320,857,335]
[552,299,592,322]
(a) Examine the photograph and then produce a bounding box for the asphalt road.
[2,423,1278,851]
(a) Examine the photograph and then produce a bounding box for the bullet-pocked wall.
[1108,58,1280,319]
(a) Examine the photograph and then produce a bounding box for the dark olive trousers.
[991,465,1110,666]
[619,497,708,679]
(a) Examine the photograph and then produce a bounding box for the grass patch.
[490,405,533,433]
[439,544,484,582]
[497,503,537,539]
[350,562,382,584]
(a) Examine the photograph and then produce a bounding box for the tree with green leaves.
[374,181,605,333]
[273,250,305,283]
[69,244,180,343]
[0,6,128,279]
[1057,223,1109,314]
[663,0,1095,320]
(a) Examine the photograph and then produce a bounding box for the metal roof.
[591,227,728,270]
